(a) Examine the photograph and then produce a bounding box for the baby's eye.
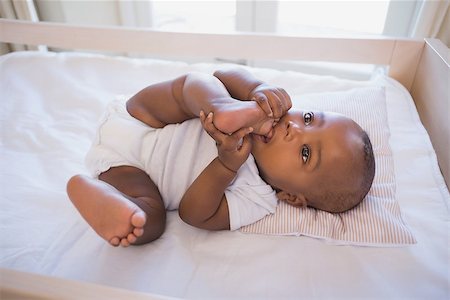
[303,112,314,125]
[301,145,310,163]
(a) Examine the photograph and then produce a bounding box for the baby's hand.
[200,111,253,173]
[249,83,292,121]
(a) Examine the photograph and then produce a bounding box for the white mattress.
[1,51,449,299]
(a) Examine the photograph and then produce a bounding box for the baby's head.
[251,110,375,213]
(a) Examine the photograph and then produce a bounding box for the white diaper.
[85,98,157,177]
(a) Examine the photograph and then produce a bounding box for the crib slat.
[1,19,402,63]
[0,19,424,90]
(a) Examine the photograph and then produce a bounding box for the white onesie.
[85,99,278,230]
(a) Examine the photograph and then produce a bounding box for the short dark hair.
[310,131,376,213]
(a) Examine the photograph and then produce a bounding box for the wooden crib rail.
[0,19,423,90]
[411,39,450,189]
[0,268,171,300]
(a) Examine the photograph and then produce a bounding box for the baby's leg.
[67,166,165,247]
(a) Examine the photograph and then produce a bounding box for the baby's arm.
[214,68,292,120]
[179,111,253,230]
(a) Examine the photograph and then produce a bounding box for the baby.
[67,68,375,247]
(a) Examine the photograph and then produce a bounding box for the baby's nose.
[288,121,302,133]
[286,121,302,139]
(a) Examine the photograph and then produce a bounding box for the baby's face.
[251,110,364,199]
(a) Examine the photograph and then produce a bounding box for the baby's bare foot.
[213,101,274,136]
[67,175,147,247]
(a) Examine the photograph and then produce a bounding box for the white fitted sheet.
[0,51,449,299]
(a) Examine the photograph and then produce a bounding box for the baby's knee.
[135,200,167,245]
[135,216,166,245]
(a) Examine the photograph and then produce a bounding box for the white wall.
[35,0,121,26]
[437,8,450,47]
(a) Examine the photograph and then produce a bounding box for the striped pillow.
[240,87,416,246]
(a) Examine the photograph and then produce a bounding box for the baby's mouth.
[262,127,274,143]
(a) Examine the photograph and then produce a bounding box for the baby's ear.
[276,191,307,207]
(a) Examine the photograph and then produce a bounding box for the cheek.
[255,155,282,185]
[255,142,298,178]
[261,155,295,184]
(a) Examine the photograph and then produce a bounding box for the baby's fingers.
[226,128,252,158]
[238,132,253,155]
[230,127,253,145]
[199,110,207,123]
[201,111,225,141]
[265,91,284,119]
[278,88,292,112]
[252,93,273,118]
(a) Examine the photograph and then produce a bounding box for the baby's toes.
[131,211,147,228]
[127,233,137,244]
[120,238,131,247]
[109,237,120,247]
[133,227,144,237]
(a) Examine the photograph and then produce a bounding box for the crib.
[0,19,449,299]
